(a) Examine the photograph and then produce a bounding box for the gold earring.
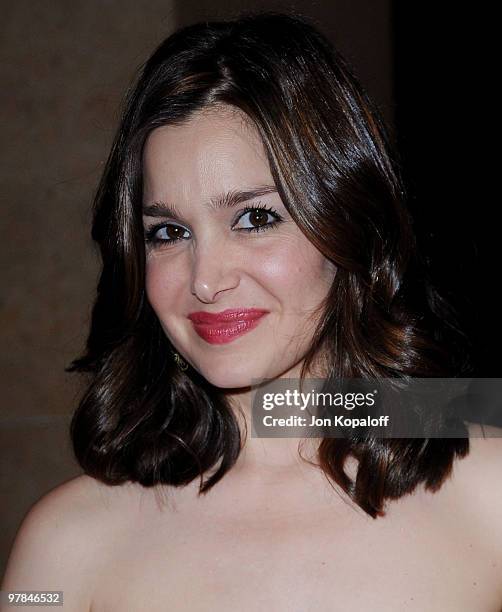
[173,351,189,371]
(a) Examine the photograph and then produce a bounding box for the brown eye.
[234,206,281,232]
[248,209,268,227]
[248,208,269,227]
[165,225,186,240]
[144,223,190,246]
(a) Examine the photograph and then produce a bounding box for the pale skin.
[2,106,502,611]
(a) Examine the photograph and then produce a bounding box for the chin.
[195,362,266,390]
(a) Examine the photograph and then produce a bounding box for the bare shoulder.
[451,422,502,553]
[1,474,134,611]
[463,422,502,478]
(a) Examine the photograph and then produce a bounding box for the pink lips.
[187,308,269,345]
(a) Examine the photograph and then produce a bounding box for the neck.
[222,364,326,477]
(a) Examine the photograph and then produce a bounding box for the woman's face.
[142,105,336,388]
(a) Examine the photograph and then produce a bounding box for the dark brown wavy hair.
[67,12,471,518]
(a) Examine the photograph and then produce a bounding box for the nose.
[190,238,241,304]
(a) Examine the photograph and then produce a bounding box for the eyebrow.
[142,185,278,219]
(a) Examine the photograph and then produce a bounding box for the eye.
[144,223,190,247]
[232,205,283,233]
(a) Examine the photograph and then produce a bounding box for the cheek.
[260,238,334,307]
[144,256,185,315]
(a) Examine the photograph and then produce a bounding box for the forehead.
[142,106,272,201]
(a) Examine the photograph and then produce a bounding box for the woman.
[2,12,502,612]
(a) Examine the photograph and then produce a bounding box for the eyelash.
[144,204,283,248]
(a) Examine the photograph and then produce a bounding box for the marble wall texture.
[0,0,392,577]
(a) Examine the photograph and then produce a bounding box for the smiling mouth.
[189,311,268,345]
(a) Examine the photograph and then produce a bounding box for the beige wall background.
[0,0,392,577]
